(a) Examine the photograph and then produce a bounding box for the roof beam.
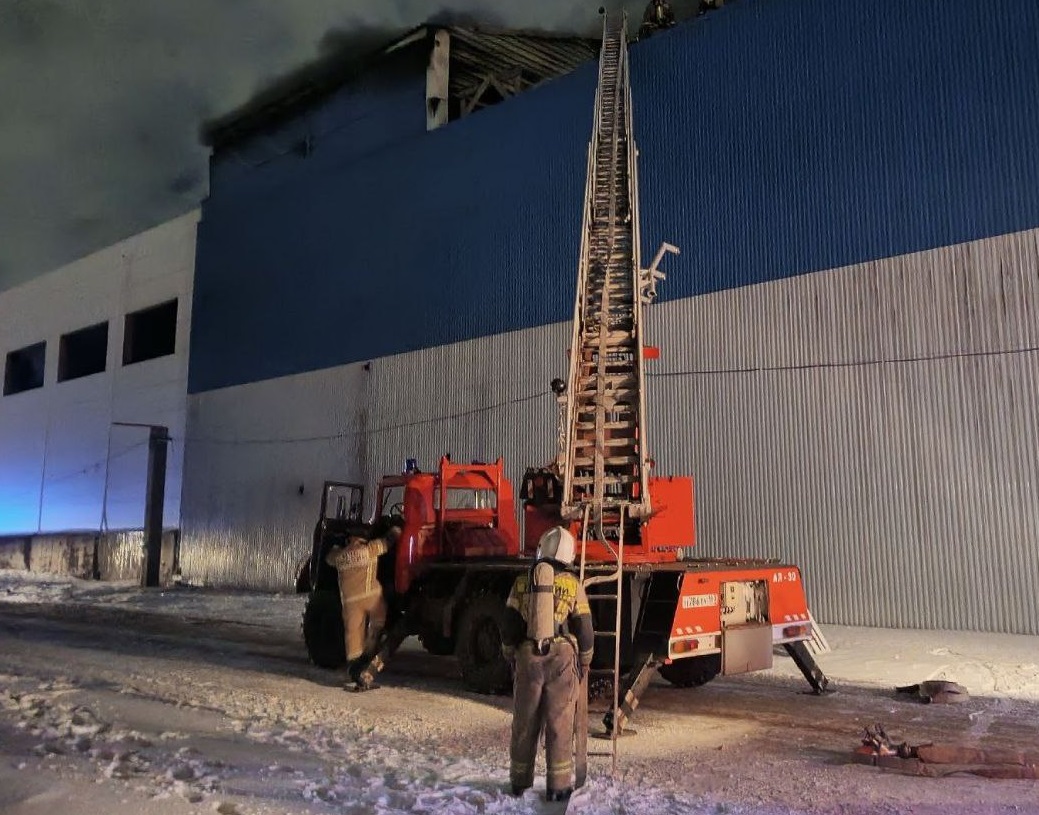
[426,29,450,131]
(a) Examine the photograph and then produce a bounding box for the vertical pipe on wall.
[99,424,115,533]
[35,403,52,533]
[144,425,169,588]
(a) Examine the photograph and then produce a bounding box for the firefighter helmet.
[536,526,576,565]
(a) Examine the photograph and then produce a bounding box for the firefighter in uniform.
[325,526,400,691]
[350,592,410,692]
[501,526,594,802]
[639,0,676,38]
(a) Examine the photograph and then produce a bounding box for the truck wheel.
[418,628,456,656]
[659,654,721,688]
[455,594,512,695]
[302,590,346,669]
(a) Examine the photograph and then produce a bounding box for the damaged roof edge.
[200,23,598,151]
[199,26,430,149]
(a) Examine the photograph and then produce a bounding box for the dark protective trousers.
[509,639,579,792]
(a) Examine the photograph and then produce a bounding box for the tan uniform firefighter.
[325,527,399,690]
[501,526,594,802]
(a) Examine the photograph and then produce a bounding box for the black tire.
[659,654,721,688]
[418,628,456,656]
[455,593,512,695]
[302,589,346,669]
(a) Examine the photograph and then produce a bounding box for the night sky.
[0,0,682,292]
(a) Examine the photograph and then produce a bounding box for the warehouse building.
[3,0,1038,634]
[181,0,1039,634]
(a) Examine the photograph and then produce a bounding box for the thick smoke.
[0,0,677,291]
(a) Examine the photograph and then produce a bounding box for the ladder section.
[578,504,627,776]
[561,12,651,524]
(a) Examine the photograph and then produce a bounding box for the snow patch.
[3,568,1039,815]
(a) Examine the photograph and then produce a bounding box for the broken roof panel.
[202,24,598,149]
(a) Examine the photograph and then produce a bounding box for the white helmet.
[537,526,576,565]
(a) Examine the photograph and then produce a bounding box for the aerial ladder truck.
[302,9,829,775]
[520,10,829,766]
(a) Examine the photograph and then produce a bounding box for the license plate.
[682,593,717,609]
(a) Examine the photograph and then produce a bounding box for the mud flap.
[575,672,588,788]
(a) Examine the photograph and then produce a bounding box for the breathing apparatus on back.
[526,526,576,647]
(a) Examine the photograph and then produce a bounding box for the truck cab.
[377,456,520,593]
[302,456,523,673]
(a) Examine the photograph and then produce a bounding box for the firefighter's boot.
[353,670,378,692]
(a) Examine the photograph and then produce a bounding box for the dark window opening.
[4,342,46,396]
[123,299,178,365]
[58,322,108,382]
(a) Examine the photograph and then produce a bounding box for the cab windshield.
[434,487,497,510]
[379,485,406,516]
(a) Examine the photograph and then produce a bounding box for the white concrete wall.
[0,210,198,535]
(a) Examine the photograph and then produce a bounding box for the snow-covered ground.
[1,569,1037,815]
[0,571,296,631]
[4,570,1037,702]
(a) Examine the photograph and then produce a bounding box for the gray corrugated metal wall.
[646,227,1039,633]
[181,228,1039,634]
[179,324,566,589]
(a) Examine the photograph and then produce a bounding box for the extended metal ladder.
[578,505,627,778]
[561,11,650,525]
[564,11,650,780]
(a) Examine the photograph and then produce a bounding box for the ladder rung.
[573,390,635,399]
[578,364,636,373]
[572,456,640,467]
[583,572,621,584]
[572,476,638,486]
[577,379,638,391]
[574,412,636,421]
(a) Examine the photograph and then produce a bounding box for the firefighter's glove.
[578,657,592,682]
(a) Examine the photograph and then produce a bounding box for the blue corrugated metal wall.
[635,0,1039,296]
[192,62,595,392]
[191,0,1039,394]
[206,49,429,200]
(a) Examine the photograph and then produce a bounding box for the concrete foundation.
[0,529,179,586]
